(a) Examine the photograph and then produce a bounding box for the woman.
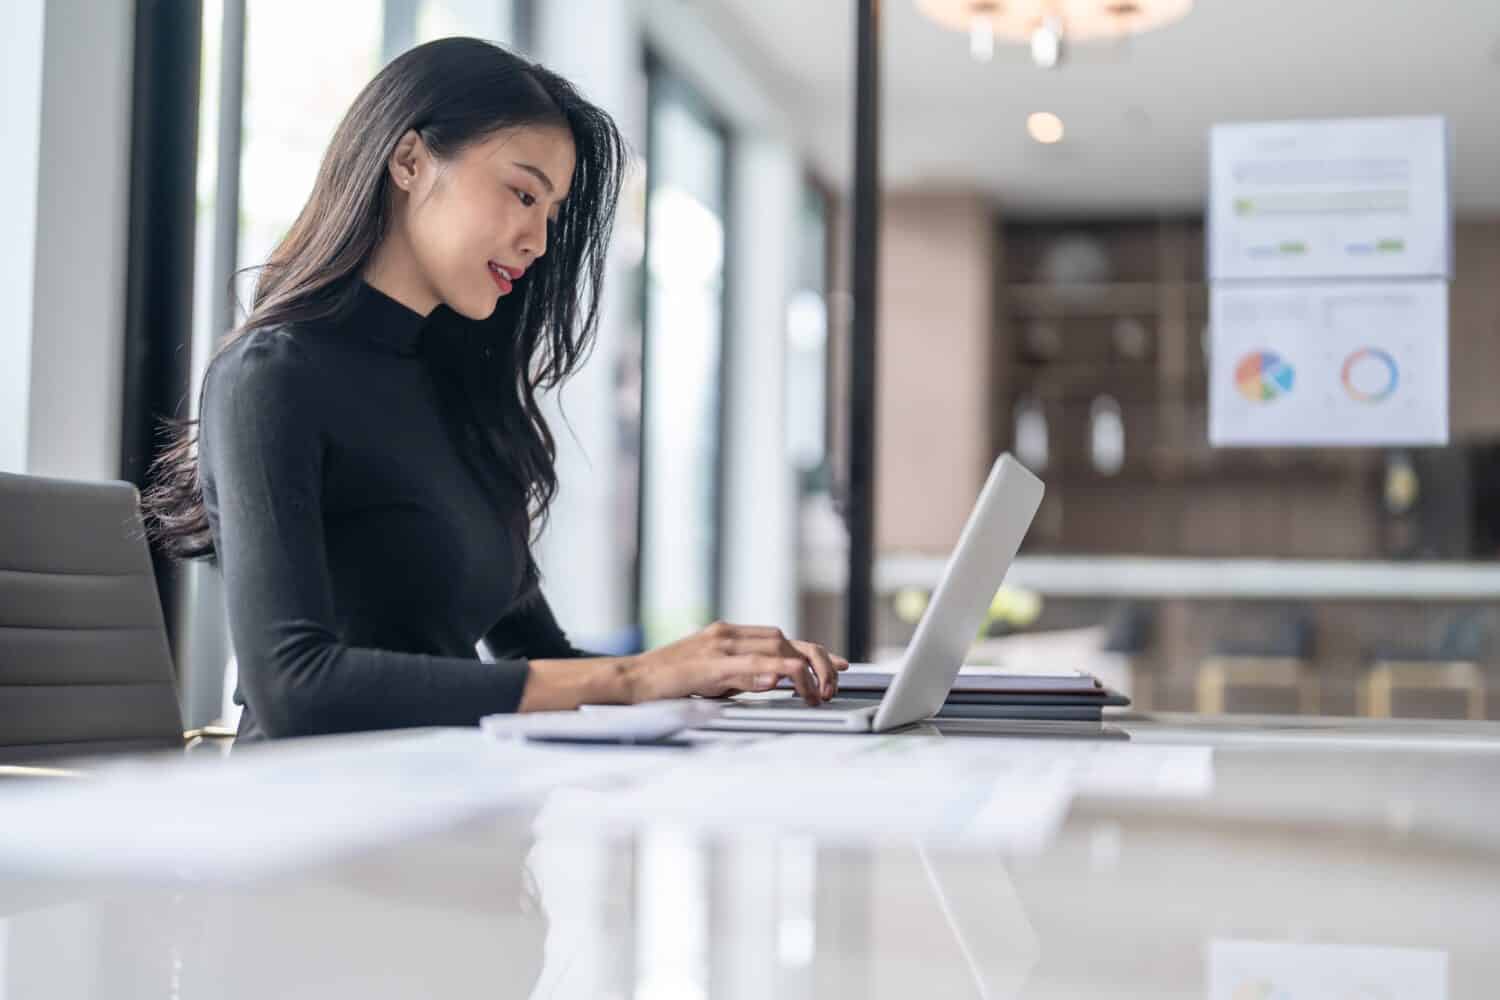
[145,37,845,741]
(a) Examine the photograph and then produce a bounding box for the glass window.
[786,181,831,478]
[237,1,382,298]
[637,71,729,646]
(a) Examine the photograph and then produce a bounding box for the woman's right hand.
[625,621,843,706]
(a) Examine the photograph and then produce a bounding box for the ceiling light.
[968,0,997,60]
[970,17,995,60]
[916,0,1194,66]
[1030,16,1063,69]
[1027,112,1065,144]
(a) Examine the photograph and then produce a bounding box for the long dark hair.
[144,37,626,562]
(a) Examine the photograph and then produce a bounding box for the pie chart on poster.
[1235,351,1295,403]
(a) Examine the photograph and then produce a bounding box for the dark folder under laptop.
[781,668,1131,722]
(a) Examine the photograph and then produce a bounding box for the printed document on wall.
[1209,116,1451,281]
[1209,280,1448,447]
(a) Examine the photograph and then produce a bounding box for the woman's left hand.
[786,639,850,702]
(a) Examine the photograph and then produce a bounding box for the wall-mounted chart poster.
[1209,117,1451,282]
[1209,279,1448,447]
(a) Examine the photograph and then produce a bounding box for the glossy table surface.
[3,712,1498,999]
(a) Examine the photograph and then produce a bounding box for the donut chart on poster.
[1234,351,1295,403]
[1341,348,1399,403]
[1209,281,1447,446]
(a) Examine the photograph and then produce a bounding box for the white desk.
[3,714,1499,999]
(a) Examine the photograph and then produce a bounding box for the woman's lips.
[488,261,514,294]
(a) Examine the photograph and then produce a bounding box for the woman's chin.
[452,290,503,321]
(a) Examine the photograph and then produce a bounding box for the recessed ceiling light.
[1027,112,1065,144]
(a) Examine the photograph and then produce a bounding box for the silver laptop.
[703,453,1044,734]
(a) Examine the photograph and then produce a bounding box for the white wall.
[0,1,46,474]
[26,0,134,481]
[0,0,133,481]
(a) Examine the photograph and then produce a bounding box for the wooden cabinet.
[836,202,1500,561]
[994,218,1386,558]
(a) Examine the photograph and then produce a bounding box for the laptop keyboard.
[726,697,875,712]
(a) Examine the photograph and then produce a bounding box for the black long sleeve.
[199,283,582,741]
[481,583,599,662]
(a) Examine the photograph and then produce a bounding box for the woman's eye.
[515,189,537,207]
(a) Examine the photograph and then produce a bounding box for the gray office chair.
[0,471,213,768]
[1197,605,1319,715]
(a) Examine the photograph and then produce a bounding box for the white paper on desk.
[0,730,668,883]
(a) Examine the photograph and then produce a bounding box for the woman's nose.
[519,221,547,261]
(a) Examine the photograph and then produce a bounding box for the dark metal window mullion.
[845,0,881,662]
[120,0,205,653]
[630,51,660,630]
[709,118,734,624]
[178,0,247,729]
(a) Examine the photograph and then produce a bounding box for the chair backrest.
[1212,603,1316,660]
[0,471,184,763]
[1434,609,1489,663]
[1102,601,1156,655]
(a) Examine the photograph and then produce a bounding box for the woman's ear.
[387,128,427,193]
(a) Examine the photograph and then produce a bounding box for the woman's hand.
[626,621,849,706]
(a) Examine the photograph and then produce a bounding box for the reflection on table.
[3,715,1499,999]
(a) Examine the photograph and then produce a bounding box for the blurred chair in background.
[1197,604,1318,715]
[1360,609,1489,720]
[1101,601,1157,710]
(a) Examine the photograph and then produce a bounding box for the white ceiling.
[709,0,1500,216]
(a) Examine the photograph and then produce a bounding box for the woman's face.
[388,124,576,320]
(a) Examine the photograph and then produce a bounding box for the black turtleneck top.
[199,282,592,742]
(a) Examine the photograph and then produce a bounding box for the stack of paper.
[788,666,1130,722]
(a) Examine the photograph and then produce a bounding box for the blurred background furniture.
[1101,601,1157,709]
[1360,609,1489,720]
[0,471,231,773]
[1197,604,1318,714]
